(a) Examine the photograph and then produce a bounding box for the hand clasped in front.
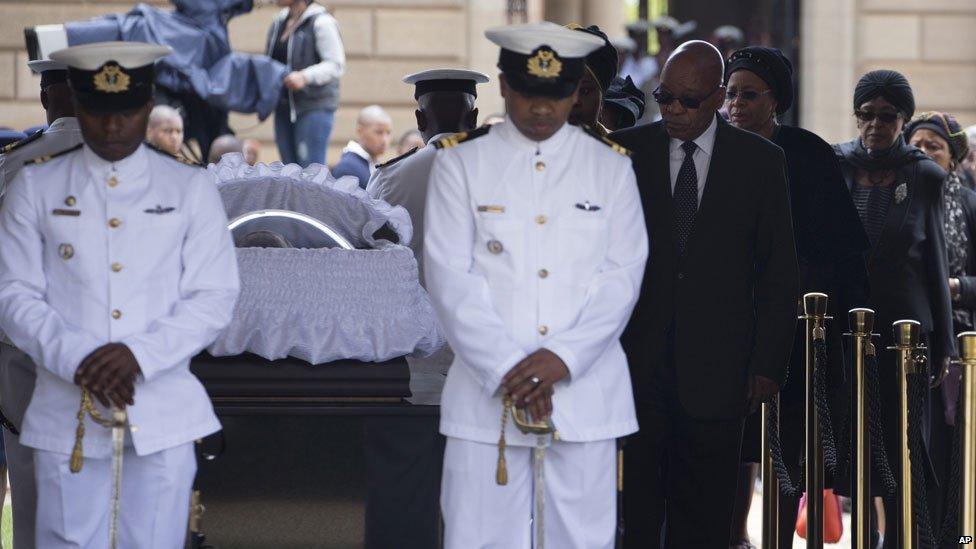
[501,348,569,424]
[74,343,141,409]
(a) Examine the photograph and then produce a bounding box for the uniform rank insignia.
[93,64,131,93]
[575,201,601,212]
[144,205,176,215]
[434,125,491,150]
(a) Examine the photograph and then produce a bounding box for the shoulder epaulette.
[433,125,491,150]
[24,143,82,166]
[582,125,631,157]
[0,130,43,155]
[144,141,204,167]
[375,146,419,169]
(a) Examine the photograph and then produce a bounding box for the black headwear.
[905,111,971,163]
[40,70,68,89]
[853,69,915,119]
[603,75,645,128]
[67,63,156,113]
[567,24,618,93]
[725,47,794,115]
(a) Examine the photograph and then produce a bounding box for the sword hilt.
[70,388,127,474]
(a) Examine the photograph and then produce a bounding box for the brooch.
[894,182,908,204]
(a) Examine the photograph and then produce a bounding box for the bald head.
[356,105,392,159]
[664,40,725,88]
[208,134,243,164]
[658,40,726,141]
[146,105,184,156]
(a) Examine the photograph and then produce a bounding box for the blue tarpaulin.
[65,1,286,120]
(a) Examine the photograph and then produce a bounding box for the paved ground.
[744,480,854,547]
[0,463,856,548]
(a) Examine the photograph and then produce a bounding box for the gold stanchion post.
[761,397,779,549]
[890,319,923,549]
[956,332,976,545]
[802,292,828,549]
[848,308,875,549]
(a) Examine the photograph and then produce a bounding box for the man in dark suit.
[611,41,798,547]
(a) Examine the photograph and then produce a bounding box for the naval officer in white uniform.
[0,42,239,548]
[424,22,648,549]
[0,57,84,549]
[366,68,488,283]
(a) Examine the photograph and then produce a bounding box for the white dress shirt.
[668,115,718,203]
[0,144,240,457]
[424,119,648,446]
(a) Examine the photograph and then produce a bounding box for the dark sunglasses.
[725,89,772,102]
[653,85,723,110]
[854,110,900,123]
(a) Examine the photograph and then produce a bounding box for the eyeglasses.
[854,110,900,124]
[653,85,723,110]
[725,89,773,102]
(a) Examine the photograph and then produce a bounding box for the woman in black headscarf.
[834,70,955,548]
[906,110,974,533]
[724,46,871,549]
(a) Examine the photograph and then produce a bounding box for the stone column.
[583,0,626,38]
[544,0,582,24]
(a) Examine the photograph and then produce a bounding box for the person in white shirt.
[0,57,84,549]
[0,42,240,548]
[424,22,648,549]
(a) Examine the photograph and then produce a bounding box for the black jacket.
[612,117,799,420]
[952,184,976,330]
[834,149,956,363]
[773,126,870,396]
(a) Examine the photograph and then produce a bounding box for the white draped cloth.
[207,155,445,364]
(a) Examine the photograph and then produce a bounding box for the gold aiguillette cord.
[496,395,512,485]
[70,388,121,473]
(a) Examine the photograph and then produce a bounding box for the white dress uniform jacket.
[0,143,240,458]
[0,117,83,549]
[366,133,451,283]
[424,120,648,447]
[0,117,83,198]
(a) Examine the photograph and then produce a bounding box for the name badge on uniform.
[477,205,505,214]
[52,208,80,217]
[575,201,601,212]
[144,205,176,215]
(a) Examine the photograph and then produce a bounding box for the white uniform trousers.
[35,442,195,549]
[441,437,616,549]
[0,344,38,549]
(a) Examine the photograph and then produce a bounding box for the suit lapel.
[869,168,914,265]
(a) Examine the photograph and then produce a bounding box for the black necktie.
[673,140,699,255]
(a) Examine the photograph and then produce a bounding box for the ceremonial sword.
[71,389,128,549]
[497,395,556,549]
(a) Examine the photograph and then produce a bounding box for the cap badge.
[93,64,131,93]
[526,48,562,79]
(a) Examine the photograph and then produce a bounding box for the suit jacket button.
[677,273,684,280]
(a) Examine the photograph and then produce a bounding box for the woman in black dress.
[724,46,871,549]
[834,70,955,548]
[906,110,975,535]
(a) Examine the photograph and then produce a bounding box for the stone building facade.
[0,1,972,161]
[0,0,518,164]
[802,0,976,144]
